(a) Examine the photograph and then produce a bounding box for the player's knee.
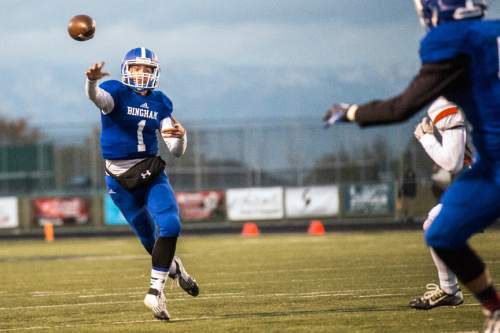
[422,217,432,231]
[141,238,155,255]
[423,205,441,231]
[159,224,181,237]
[425,225,465,249]
[132,223,155,252]
[425,226,445,248]
[158,213,181,237]
[128,212,156,250]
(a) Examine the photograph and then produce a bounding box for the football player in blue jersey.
[322,1,500,331]
[85,47,199,321]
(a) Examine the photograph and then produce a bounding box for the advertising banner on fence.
[0,197,18,228]
[104,194,128,225]
[33,197,90,226]
[343,183,394,216]
[226,187,284,221]
[176,191,225,222]
[285,185,339,218]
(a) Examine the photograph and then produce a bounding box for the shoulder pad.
[427,97,465,130]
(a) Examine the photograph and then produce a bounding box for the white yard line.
[2,275,492,304]
[358,293,406,298]
[0,319,158,332]
[1,304,487,333]
[2,290,478,312]
[0,293,485,332]
[290,293,354,299]
[0,316,236,332]
[0,300,134,311]
[14,282,491,299]
[0,292,248,311]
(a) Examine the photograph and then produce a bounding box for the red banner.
[33,197,90,226]
[176,191,225,222]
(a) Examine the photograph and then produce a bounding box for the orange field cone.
[44,222,55,242]
[308,220,326,236]
[241,222,260,236]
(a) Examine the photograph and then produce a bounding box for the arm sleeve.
[161,117,187,158]
[418,127,465,173]
[354,56,469,126]
[85,78,115,114]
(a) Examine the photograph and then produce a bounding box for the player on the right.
[322,1,500,331]
[412,2,500,331]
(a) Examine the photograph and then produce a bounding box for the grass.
[1,229,499,332]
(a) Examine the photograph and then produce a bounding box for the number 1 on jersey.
[137,120,146,152]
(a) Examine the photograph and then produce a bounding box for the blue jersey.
[99,80,173,160]
[419,19,500,171]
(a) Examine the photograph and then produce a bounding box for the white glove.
[414,117,434,140]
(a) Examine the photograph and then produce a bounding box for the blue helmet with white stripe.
[413,0,487,29]
[121,47,160,92]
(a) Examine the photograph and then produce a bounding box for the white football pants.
[423,204,460,295]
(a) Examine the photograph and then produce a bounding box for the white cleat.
[169,256,199,297]
[409,283,463,310]
[484,309,500,333]
[144,288,170,321]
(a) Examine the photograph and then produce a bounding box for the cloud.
[1,0,418,29]
[1,19,421,70]
[4,0,490,129]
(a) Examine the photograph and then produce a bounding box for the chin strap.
[132,86,153,94]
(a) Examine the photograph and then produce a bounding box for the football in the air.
[67,15,95,41]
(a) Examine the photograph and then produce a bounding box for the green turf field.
[1,230,499,332]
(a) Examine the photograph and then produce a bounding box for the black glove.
[322,103,351,128]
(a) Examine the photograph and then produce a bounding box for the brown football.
[68,15,95,41]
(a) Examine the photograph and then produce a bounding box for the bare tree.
[0,118,41,144]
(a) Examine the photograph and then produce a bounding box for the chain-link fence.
[0,117,447,227]
[0,117,435,194]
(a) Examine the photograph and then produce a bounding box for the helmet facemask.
[453,0,487,20]
[121,48,160,92]
[413,0,487,29]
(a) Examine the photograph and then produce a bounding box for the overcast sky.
[0,0,498,130]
